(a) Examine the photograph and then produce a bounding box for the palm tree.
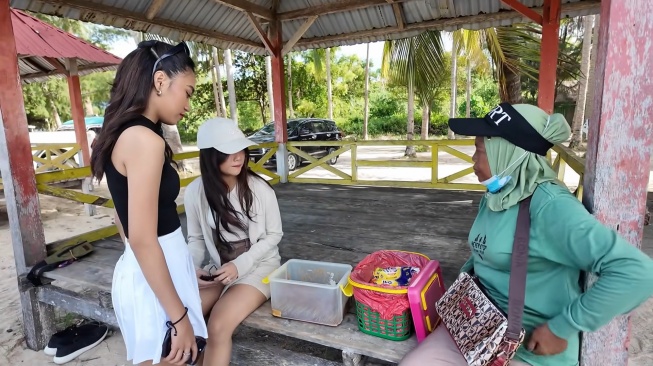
[287,53,295,118]
[211,47,227,117]
[309,48,338,119]
[224,49,237,122]
[569,15,594,149]
[449,30,487,137]
[265,55,274,120]
[382,31,447,157]
[581,15,600,143]
[363,43,371,140]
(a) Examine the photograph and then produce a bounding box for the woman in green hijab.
[400,103,653,366]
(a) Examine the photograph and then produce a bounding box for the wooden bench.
[33,238,415,365]
[28,185,483,363]
[243,302,415,365]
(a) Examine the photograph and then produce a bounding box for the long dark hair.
[90,40,195,180]
[199,148,272,246]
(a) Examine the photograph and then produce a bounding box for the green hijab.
[484,104,571,211]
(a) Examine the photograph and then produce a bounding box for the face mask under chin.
[481,175,512,194]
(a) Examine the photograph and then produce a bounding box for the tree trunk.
[259,100,266,125]
[500,62,522,104]
[421,102,429,141]
[213,48,227,117]
[466,61,472,118]
[287,54,294,118]
[210,48,221,117]
[405,82,416,158]
[448,52,457,139]
[84,96,94,116]
[224,49,238,123]
[326,48,333,120]
[583,15,600,142]
[43,83,61,130]
[161,124,187,172]
[265,55,274,122]
[569,15,594,149]
[363,43,371,140]
[50,102,61,131]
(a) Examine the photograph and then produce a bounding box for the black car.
[248,118,343,171]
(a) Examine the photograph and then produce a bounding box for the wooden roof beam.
[145,0,166,20]
[246,12,274,56]
[278,0,410,21]
[281,15,318,56]
[501,0,543,25]
[44,57,68,75]
[212,0,274,20]
[43,0,264,50]
[295,0,600,48]
[387,1,406,30]
[22,63,118,82]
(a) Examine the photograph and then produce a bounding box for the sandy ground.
[0,145,652,365]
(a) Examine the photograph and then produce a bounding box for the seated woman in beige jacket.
[184,117,283,366]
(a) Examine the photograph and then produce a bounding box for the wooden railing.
[286,139,585,198]
[32,144,82,173]
[33,145,281,249]
[0,143,82,191]
[551,144,586,199]
[287,139,484,191]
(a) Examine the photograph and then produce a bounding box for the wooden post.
[269,19,289,182]
[0,0,55,350]
[66,59,95,215]
[500,0,560,113]
[537,0,561,114]
[66,59,91,166]
[581,0,653,364]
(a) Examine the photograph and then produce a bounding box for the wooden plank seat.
[30,184,485,364]
[35,237,416,365]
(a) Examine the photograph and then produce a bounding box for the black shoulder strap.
[506,196,532,341]
[26,242,94,286]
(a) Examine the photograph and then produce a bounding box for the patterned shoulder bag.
[435,197,532,366]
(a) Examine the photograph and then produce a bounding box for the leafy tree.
[232,51,269,124]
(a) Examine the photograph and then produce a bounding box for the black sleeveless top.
[105,116,181,239]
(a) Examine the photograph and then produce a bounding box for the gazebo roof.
[9,0,601,56]
[11,8,122,83]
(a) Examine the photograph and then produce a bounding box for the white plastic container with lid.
[263,259,353,326]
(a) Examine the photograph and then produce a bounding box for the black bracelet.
[166,307,188,337]
[172,307,189,326]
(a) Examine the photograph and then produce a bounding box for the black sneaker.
[43,321,102,356]
[52,323,109,364]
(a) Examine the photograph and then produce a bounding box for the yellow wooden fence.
[285,140,585,198]
[287,139,484,190]
[0,144,81,191]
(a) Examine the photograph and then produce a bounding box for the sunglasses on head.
[151,41,191,77]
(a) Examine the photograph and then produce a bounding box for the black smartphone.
[199,274,218,282]
[188,336,207,366]
[162,333,207,365]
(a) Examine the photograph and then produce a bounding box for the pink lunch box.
[407,260,446,343]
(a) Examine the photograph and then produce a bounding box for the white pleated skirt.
[112,227,208,365]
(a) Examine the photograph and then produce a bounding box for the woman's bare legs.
[202,284,266,366]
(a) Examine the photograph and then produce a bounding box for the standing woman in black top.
[90,41,207,366]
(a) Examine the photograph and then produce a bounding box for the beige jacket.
[183,176,283,277]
